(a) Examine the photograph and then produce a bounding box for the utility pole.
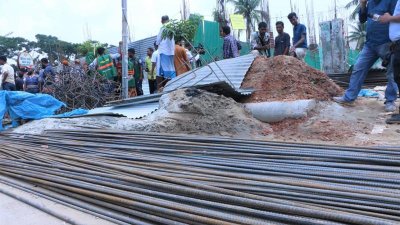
[121,0,128,99]
[334,0,337,19]
[290,0,293,12]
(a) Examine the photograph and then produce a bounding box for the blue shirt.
[292,24,307,48]
[359,0,397,47]
[41,65,55,79]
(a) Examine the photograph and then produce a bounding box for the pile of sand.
[241,56,343,102]
[138,88,272,137]
[13,89,272,137]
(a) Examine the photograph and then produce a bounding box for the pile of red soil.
[241,56,343,102]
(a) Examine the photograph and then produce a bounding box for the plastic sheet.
[0,91,87,130]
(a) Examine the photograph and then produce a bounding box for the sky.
[0,0,352,45]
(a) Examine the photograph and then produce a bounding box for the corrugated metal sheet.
[105,93,163,107]
[163,54,255,94]
[94,54,255,119]
[87,102,159,119]
[108,36,157,61]
[88,94,161,119]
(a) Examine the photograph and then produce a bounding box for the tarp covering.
[0,91,88,130]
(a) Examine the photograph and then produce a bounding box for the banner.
[17,52,34,69]
[230,14,246,30]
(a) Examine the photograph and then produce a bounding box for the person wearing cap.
[62,60,71,73]
[0,56,16,91]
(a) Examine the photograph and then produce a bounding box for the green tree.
[228,0,261,41]
[0,36,32,58]
[77,40,107,56]
[35,34,79,61]
[348,23,366,50]
[162,15,202,43]
[345,0,360,20]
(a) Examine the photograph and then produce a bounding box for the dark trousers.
[2,82,16,91]
[393,41,400,99]
[135,79,143,96]
[148,79,157,94]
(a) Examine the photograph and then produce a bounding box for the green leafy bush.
[161,15,202,43]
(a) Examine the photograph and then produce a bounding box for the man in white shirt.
[155,15,176,91]
[0,56,16,91]
[151,43,160,79]
[380,0,400,119]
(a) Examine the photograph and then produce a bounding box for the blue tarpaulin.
[0,91,88,130]
[358,89,380,98]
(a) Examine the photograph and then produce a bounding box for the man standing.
[0,56,16,91]
[221,25,239,59]
[287,12,308,61]
[128,48,143,96]
[250,22,270,57]
[334,0,398,112]
[151,43,160,88]
[380,0,400,117]
[89,47,118,81]
[145,47,157,94]
[40,58,55,82]
[156,15,176,91]
[174,39,191,76]
[184,42,195,69]
[127,51,137,98]
[274,21,291,56]
[39,58,55,93]
[15,68,26,91]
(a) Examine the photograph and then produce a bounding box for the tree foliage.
[348,23,366,50]
[345,0,360,21]
[35,34,79,61]
[0,34,109,62]
[162,15,203,43]
[227,0,261,40]
[0,36,34,58]
[76,40,108,56]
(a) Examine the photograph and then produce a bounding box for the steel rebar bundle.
[43,70,121,113]
[0,130,399,225]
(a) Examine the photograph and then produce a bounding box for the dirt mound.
[241,56,343,102]
[14,89,272,138]
[141,88,272,137]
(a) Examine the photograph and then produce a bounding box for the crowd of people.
[1,1,399,116]
[0,57,56,94]
[0,13,307,98]
[80,15,196,98]
[221,12,306,60]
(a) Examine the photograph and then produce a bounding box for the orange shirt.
[174,45,190,76]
